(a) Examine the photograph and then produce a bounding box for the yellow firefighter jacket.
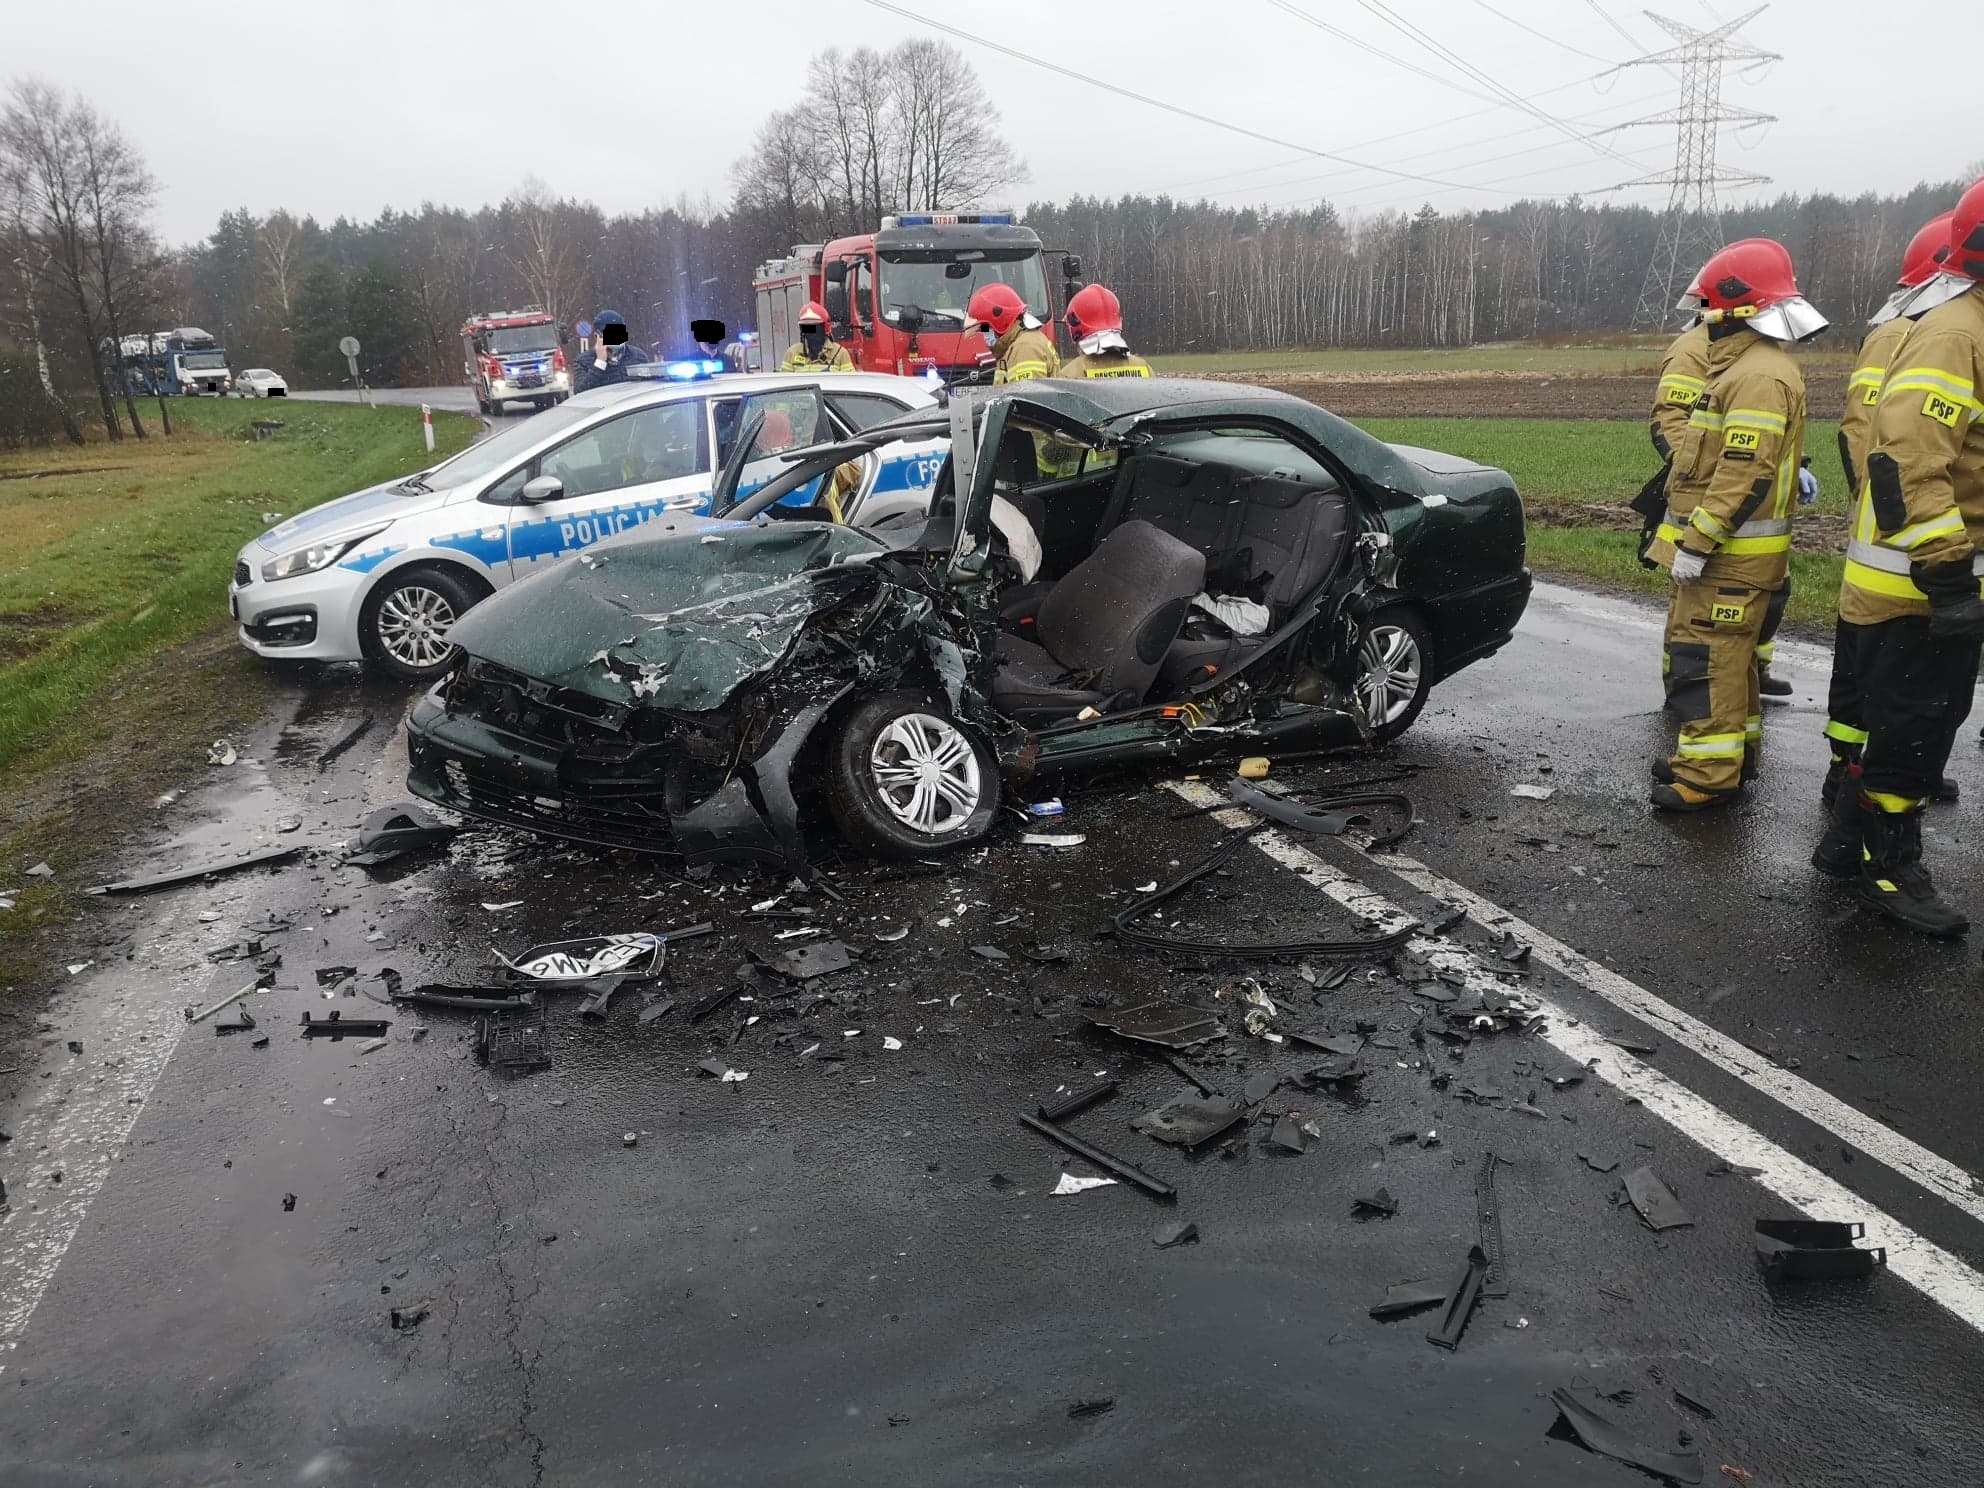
[1646,326,1806,592]
[992,324,1059,382]
[1838,315,1916,493]
[1058,350,1153,379]
[780,339,854,373]
[1841,283,1984,625]
[1650,322,1711,461]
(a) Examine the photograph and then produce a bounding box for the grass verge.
[1352,414,1849,629]
[0,398,475,962]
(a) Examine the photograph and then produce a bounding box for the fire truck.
[751,212,1081,381]
[460,309,569,416]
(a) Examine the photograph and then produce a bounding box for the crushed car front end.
[405,514,950,866]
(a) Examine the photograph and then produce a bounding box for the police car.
[229,368,947,680]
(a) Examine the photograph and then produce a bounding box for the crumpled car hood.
[446,514,887,711]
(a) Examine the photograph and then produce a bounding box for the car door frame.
[483,395,715,577]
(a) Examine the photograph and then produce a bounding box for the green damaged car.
[406,378,1530,866]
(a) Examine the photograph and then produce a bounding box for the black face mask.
[800,328,826,356]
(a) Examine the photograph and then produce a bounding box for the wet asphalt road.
[5,580,1984,1485]
[291,386,480,414]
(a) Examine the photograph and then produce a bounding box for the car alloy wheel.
[374,583,459,671]
[867,712,984,837]
[1357,620,1424,729]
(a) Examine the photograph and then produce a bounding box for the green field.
[1160,343,1670,377]
[0,399,474,952]
[1352,414,1849,627]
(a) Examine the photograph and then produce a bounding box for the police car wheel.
[359,566,482,682]
[1356,606,1434,743]
[826,691,1001,859]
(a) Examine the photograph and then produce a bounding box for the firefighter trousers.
[1663,575,1787,712]
[1824,616,1867,764]
[1849,616,1981,805]
[1663,579,1768,794]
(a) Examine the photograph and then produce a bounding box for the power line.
[860,0,1557,198]
[1265,0,1508,107]
[1472,0,1616,63]
[1353,0,1650,173]
[1585,0,1643,50]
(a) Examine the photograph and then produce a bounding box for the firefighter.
[1815,181,1984,935]
[573,310,649,393]
[780,302,854,373]
[1815,211,1957,838]
[1646,237,1822,812]
[1058,285,1152,379]
[966,283,1059,382]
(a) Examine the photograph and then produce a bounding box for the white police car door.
[492,398,712,575]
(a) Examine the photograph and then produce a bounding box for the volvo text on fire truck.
[752,211,1081,382]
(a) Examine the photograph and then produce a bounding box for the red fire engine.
[460,309,569,417]
[752,212,1081,381]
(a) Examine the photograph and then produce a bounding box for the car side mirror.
[823,259,848,285]
[1062,254,1083,280]
[519,474,564,504]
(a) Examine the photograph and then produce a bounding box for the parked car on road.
[227,368,946,680]
[233,368,288,397]
[407,378,1531,865]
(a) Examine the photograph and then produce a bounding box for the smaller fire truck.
[460,309,568,416]
[752,212,1081,382]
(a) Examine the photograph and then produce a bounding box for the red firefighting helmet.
[1065,284,1123,340]
[798,301,831,327]
[1698,238,1799,315]
[967,283,1026,336]
[1951,178,1984,281]
[1899,212,1954,288]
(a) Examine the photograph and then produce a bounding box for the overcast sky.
[9,0,1968,246]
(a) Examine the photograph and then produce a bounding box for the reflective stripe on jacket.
[1840,284,1984,624]
[993,325,1060,383]
[1059,351,1152,379]
[1838,316,1914,493]
[780,341,854,373]
[1651,322,1711,461]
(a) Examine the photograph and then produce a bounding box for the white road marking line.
[1169,782,1984,1334]
[1365,844,1984,1228]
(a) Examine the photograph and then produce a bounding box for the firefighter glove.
[1670,548,1708,583]
[1910,559,1984,639]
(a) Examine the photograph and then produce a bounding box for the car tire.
[358,565,484,683]
[826,691,1001,859]
[1356,606,1435,743]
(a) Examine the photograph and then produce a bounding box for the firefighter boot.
[1811,764,1864,878]
[1852,805,1970,937]
[1650,779,1735,812]
[1652,752,1757,787]
[1758,664,1792,699]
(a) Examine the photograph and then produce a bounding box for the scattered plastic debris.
[1021,833,1087,848]
[1020,1113,1177,1200]
[971,945,1009,961]
[207,739,238,766]
[281,1193,296,1212]
[623,1132,640,1147]
[1089,1002,1222,1050]
[301,1011,390,1038]
[1426,1244,1488,1350]
[89,845,299,896]
[1510,783,1554,800]
[1027,799,1066,817]
[1548,1386,1704,1485]
[1051,1173,1119,1196]
[1755,1218,1887,1280]
[1151,1221,1200,1248]
[344,803,456,866]
[1068,1398,1115,1419]
[881,1035,903,1051]
[390,1304,431,1332]
[187,979,259,1024]
[1623,1167,1694,1231]
[25,862,53,878]
[775,940,852,980]
[475,1005,551,1071]
[1132,1093,1245,1147]
[1236,756,1270,779]
[1038,1076,1118,1122]
[1352,1189,1398,1218]
[1369,1281,1449,1320]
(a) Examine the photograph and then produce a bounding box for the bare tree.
[503,177,582,328]
[259,210,302,318]
[1,79,122,436]
[74,98,156,437]
[889,39,1025,210]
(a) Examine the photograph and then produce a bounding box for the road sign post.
[421,403,434,453]
[338,335,368,406]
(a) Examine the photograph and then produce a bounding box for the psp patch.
[1724,428,1761,452]
[1711,602,1746,623]
[1924,392,1964,428]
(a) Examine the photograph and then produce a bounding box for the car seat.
[991,520,1205,725]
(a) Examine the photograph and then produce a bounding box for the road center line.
[1168,781,1984,1335]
